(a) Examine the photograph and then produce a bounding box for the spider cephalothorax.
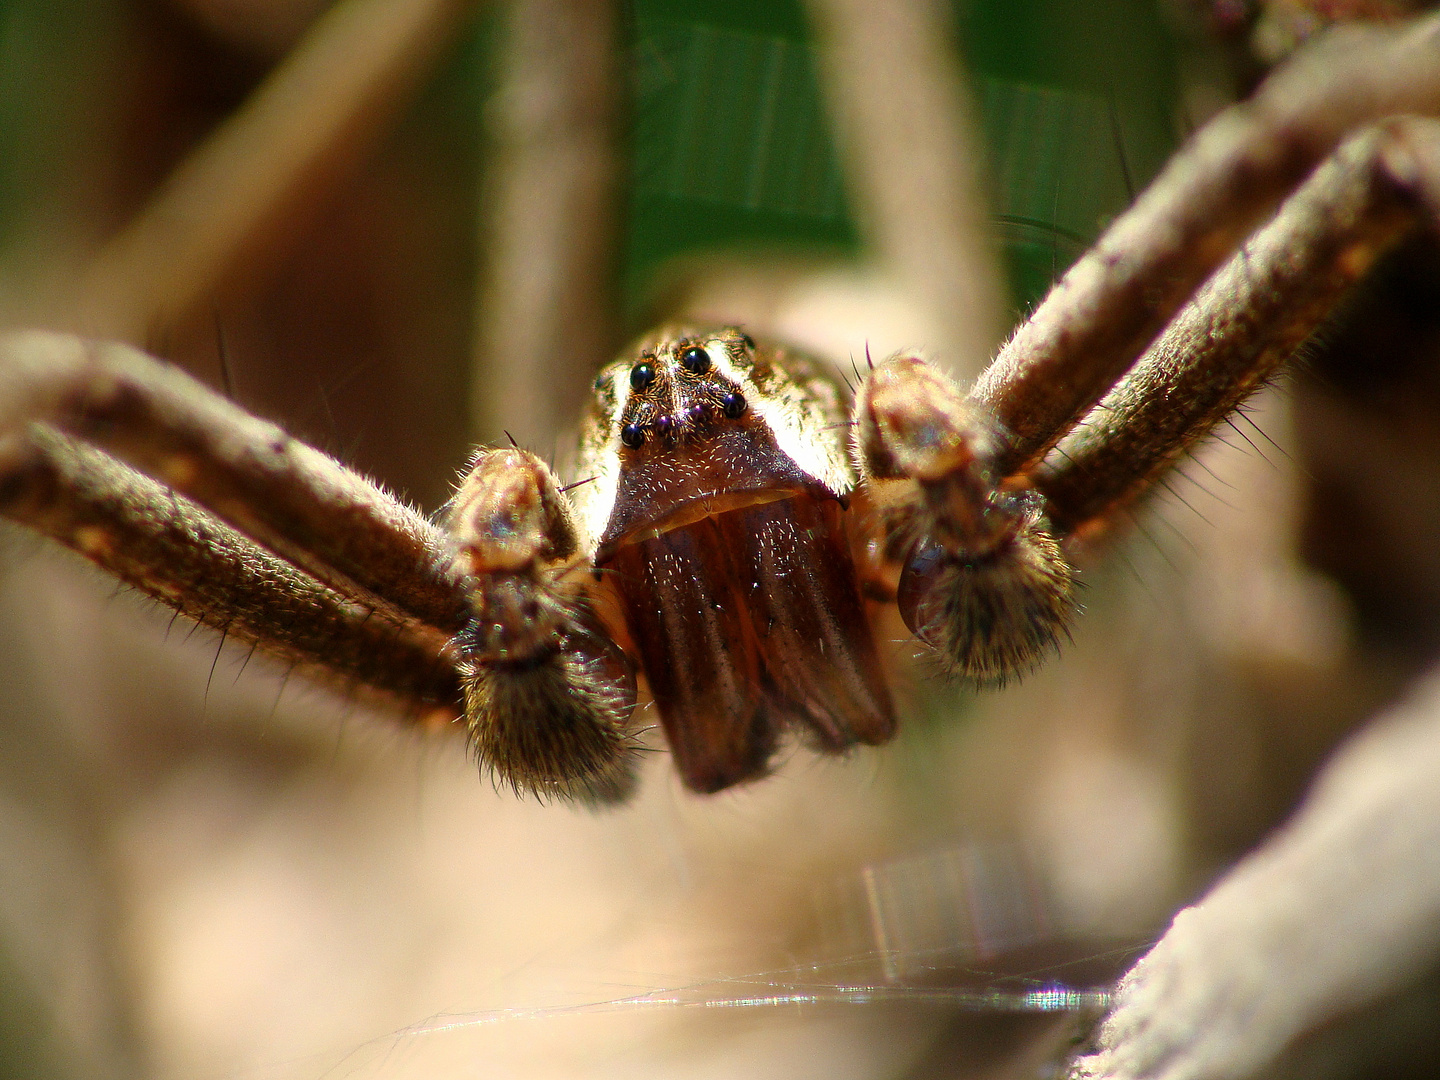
[447,326,1076,799]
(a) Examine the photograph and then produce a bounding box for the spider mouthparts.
[602,496,894,792]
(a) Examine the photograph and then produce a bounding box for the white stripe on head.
[567,363,629,555]
[706,335,852,496]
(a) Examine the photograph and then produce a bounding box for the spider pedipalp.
[445,446,639,803]
[855,354,1079,684]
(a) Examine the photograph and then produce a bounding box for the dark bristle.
[559,475,598,494]
[1106,87,1136,205]
[213,310,235,400]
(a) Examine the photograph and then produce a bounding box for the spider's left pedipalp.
[854,354,1078,685]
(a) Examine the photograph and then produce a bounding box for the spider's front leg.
[444,447,638,802]
[855,356,1078,684]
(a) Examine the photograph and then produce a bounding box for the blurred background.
[1,1,1436,1077]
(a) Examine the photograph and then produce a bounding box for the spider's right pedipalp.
[445,447,639,802]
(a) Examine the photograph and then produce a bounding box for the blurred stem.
[71,0,484,345]
[804,0,1007,379]
[470,0,624,448]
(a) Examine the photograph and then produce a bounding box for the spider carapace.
[446,327,1077,800]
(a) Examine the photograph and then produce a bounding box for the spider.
[4,6,1440,1077]
[3,14,1439,810]
[446,324,1077,799]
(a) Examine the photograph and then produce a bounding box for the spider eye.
[630,363,655,392]
[680,346,710,374]
[593,374,607,392]
[739,332,755,351]
[721,391,746,418]
[620,422,646,449]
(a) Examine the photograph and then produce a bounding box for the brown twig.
[470,0,625,447]
[1069,661,1440,1080]
[71,0,484,346]
[804,0,1006,379]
